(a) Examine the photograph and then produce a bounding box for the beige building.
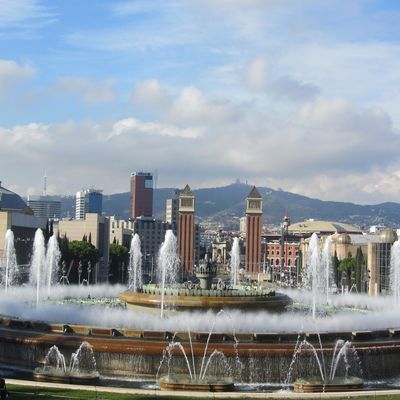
[298,221,398,296]
[109,216,134,248]
[58,213,110,282]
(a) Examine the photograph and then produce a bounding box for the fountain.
[119,231,292,314]
[29,229,46,306]
[291,339,363,392]
[46,235,61,297]
[3,227,400,393]
[128,234,142,292]
[33,342,99,384]
[29,230,62,303]
[303,233,335,318]
[158,326,234,392]
[1,229,18,292]
[157,230,180,318]
[230,237,240,287]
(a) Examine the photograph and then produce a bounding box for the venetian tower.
[178,184,195,275]
[245,186,263,274]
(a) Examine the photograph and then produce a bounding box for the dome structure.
[380,228,398,244]
[289,220,362,235]
[0,182,31,214]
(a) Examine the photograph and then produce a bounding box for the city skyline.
[1,1,400,205]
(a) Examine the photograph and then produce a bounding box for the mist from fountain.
[128,234,142,292]
[2,229,18,292]
[390,240,400,306]
[158,230,179,318]
[46,235,61,297]
[230,238,240,287]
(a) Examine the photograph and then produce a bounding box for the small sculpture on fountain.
[194,253,217,290]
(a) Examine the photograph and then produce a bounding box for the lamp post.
[280,214,290,284]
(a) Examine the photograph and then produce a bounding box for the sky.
[1,0,400,204]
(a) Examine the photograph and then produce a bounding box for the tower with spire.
[178,184,196,275]
[245,186,263,274]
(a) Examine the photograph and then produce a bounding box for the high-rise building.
[178,184,195,275]
[245,186,263,274]
[27,195,61,220]
[75,189,103,220]
[130,172,153,218]
[166,189,180,233]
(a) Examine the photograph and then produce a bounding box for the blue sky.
[1,0,400,204]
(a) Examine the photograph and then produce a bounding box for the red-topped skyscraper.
[130,172,153,218]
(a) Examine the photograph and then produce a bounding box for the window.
[248,200,261,209]
[181,198,193,208]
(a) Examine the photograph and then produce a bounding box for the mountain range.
[57,183,400,229]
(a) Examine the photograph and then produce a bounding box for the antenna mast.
[43,171,47,196]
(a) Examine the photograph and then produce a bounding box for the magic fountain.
[119,231,292,316]
[1,229,400,393]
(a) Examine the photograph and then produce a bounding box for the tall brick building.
[245,186,263,274]
[130,172,153,218]
[178,184,195,275]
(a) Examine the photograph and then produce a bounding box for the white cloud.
[1,78,400,204]
[167,86,236,126]
[0,0,52,25]
[132,79,171,111]
[53,77,116,104]
[0,59,35,96]
[243,56,319,101]
[243,57,269,91]
[110,118,202,139]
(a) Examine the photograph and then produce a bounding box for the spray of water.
[303,233,335,318]
[157,230,179,318]
[46,235,61,297]
[230,238,240,287]
[128,234,142,292]
[2,229,18,292]
[29,229,46,306]
[390,240,400,306]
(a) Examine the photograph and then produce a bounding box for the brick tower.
[178,184,195,275]
[245,186,263,274]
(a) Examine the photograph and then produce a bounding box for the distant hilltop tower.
[245,186,263,274]
[178,184,195,275]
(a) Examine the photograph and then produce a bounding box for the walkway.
[6,378,400,399]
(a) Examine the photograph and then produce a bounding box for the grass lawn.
[6,384,400,400]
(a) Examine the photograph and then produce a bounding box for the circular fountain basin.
[33,367,100,385]
[119,286,292,313]
[293,376,363,393]
[159,375,234,392]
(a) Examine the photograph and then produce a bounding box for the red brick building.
[178,184,195,274]
[130,172,153,218]
[245,187,263,274]
[262,233,301,281]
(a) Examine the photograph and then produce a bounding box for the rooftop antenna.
[43,171,47,196]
